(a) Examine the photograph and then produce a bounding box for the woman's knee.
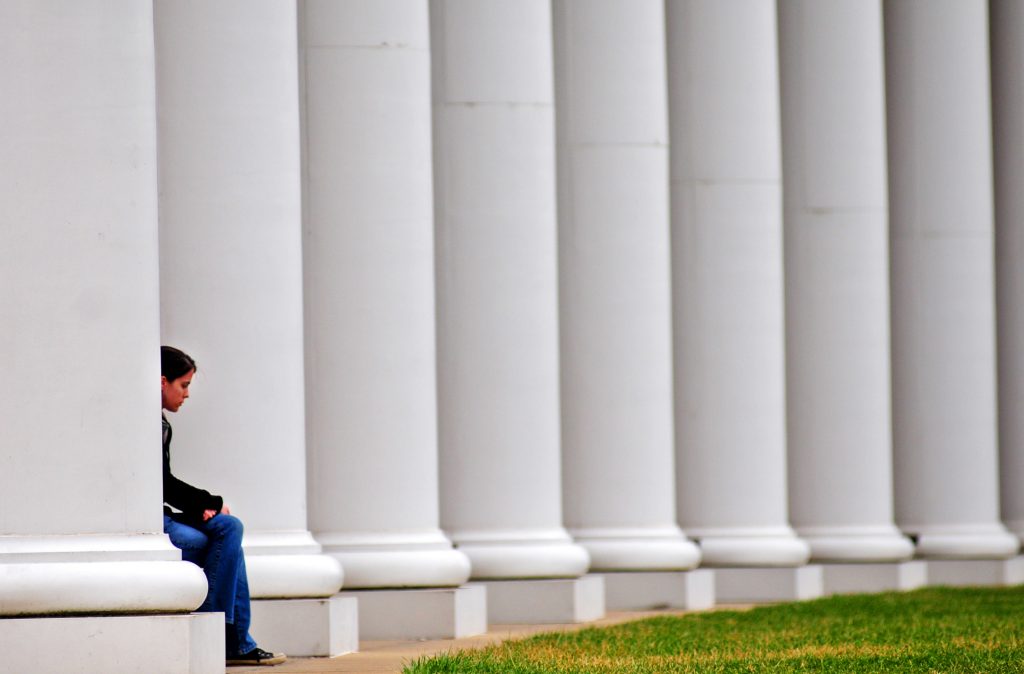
[207,513,244,539]
[165,520,209,552]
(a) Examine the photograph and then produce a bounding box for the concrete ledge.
[249,596,358,657]
[924,556,1024,587]
[339,586,486,640]
[821,561,927,595]
[479,575,605,623]
[602,570,714,611]
[1,612,222,674]
[714,566,823,603]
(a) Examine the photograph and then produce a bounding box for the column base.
[1004,518,1024,544]
[693,529,811,567]
[478,575,605,623]
[0,560,208,616]
[0,534,208,616]
[249,596,358,657]
[820,561,927,595]
[924,556,1024,587]
[2,612,222,674]
[338,585,486,640]
[317,531,472,588]
[244,528,343,598]
[714,566,823,603]
[246,554,344,599]
[570,527,702,571]
[907,524,1020,559]
[602,570,714,611]
[451,528,591,579]
[796,525,915,562]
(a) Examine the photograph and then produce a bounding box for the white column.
[432,0,590,580]
[300,0,471,590]
[778,1,913,565]
[0,0,205,614]
[666,0,809,569]
[992,0,1024,546]
[885,0,1018,561]
[0,1,215,669]
[552,0,701,574]
[155,0,342,600]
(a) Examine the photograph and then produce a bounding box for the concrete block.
[339,585,486,640]
[249,595,358,657]
[602,569,715,611]
[2,612,222,674]
[1007,555,1024,584]
[821,561,927,595]
[479,575,605,623]
[714,565,823,603]
[925,557,1024,587]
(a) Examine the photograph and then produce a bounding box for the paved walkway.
[229,609,697,674]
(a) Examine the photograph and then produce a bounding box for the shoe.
[226,647,287,666]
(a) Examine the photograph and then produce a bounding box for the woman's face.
[161,370,194,412]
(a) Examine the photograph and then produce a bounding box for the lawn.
[405,586,1024,673]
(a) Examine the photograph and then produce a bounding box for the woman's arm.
[162,418,223,516]
[164,464,224,515]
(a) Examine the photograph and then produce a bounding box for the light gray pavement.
[228,609,708,674]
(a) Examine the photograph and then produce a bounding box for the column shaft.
[779,0,912,562]
[301,0,470,588]
[553,0,700,571]
[992,0,1024,545]
[155,0,341,597]
[885,0,1017,558]
[666,0,808,567]
[0,0,205,615]
[432,0,589,578]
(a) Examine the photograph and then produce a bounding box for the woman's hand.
[202,504,230,521]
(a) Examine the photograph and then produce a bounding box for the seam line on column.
[305,45,429,53]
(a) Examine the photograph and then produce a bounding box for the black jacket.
[162,415,223,522]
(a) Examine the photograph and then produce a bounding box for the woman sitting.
[161,345,286,667]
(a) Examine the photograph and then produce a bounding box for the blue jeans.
[164,513,258,656]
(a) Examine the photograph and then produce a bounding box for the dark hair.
[161,346,197,381]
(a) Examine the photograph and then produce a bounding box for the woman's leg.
[167,514,262,656]
[200,514,260,655]
[195,513,244,618]
[163,515,209,567]
[227,551,258,656]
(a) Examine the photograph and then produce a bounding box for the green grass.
[405,586,1024,673]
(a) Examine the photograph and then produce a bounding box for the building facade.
[2,1,1023,671]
